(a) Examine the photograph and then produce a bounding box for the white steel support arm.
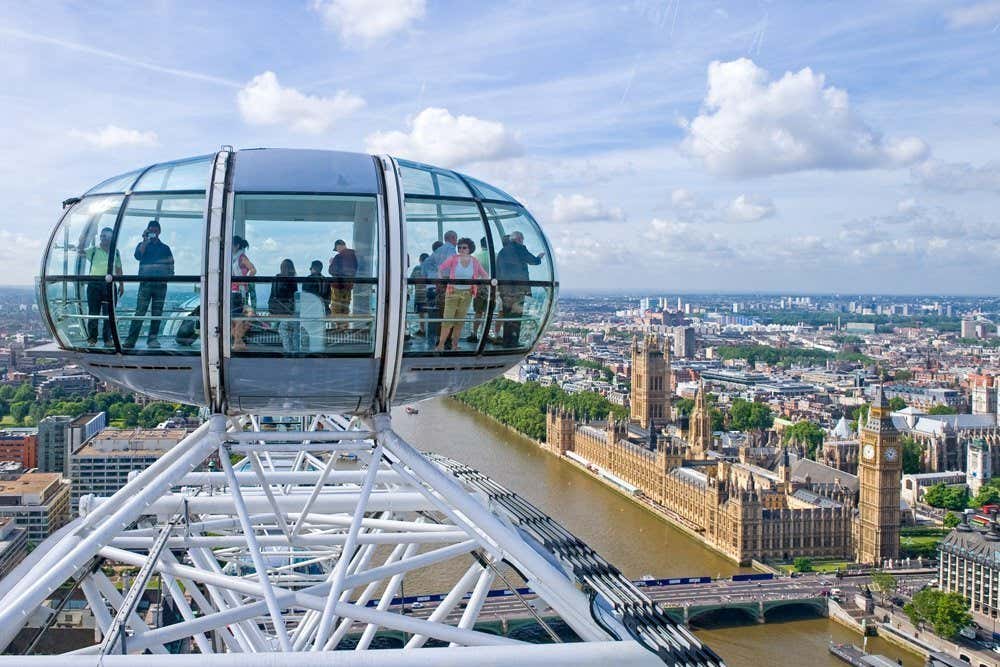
[219,445,292,651]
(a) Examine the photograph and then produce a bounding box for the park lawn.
[900,534,944,558]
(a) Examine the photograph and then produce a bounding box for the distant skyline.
[3,1,1000,292]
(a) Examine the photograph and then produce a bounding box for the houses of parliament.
[545,333,901,566]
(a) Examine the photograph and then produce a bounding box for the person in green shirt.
[83,226,123,346]
[469,236,492,342]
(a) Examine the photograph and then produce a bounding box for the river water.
[390,398,922,667]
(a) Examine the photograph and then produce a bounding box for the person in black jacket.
[124,220,174,349]
[269,259,299,352]
[496,231,544,347]
[328,239,358,331]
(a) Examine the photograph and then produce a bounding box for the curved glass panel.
[114,281,201,352]
[485,285,554,351]
[403,199,489,355]
[462,175,518,203]
[45,280,114,351]
[397,160,472,198]
[45,196,123,277]
[230,194,379,356]
[482,204,553,283]
[134,156,212,192]
[117,194,206,276]
[85,170,143,195]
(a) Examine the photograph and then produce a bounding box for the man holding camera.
[124,220,174,349]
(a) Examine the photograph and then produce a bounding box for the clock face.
[863,444,875,460]
[885,447,898,462]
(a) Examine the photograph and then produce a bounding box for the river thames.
[390,397,922,667]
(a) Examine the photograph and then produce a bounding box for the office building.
[37,415,72,474]
[0,472,70,543]
[69,428,190,512]
[0,431,37,469]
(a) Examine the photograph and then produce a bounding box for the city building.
[939,516,1000,622]
[672,326,695,360]
[892,407,1000,473]
[854,388,902,566]
[0,430,37,470]
[0,517,27,579]
[687,382,712,460]
[629,333,670,429]
[967,439,992,498]
[0,472,70,543]
[546,333,859,565]
[961,318,976,339]
[970,374,997,418]
[69,428,190,512]
[901,471,967,506]
[64,412,106,477]
[37,415,72,474]
[35,374,95,400]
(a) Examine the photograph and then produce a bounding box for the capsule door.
[222,189,384,413]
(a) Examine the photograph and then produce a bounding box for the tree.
[870,571,898,605]
[923,483,968,511]
[674,398,695,417]
[942,512,961,528]
[12,384,33,403]
[894,369,913,382]
[792,557,813,573]
[904,589,971,639]
[455,378,627,443]
[782,420,825,459]
[928,404,958,415]
[970,482,1000,509]
[9,401,30,424]
[728,399,773,432]
[888,396,907,411]
[901,437,923,474]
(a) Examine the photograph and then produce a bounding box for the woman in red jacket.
[436,237,488,351]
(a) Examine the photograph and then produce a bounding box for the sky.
[2,0,1000,294]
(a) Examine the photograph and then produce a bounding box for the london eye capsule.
[39,149,557,414]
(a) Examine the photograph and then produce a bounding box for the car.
[411,602,424,609]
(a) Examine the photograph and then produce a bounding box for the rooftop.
[0,473,62,497]
[940,522,1000,566]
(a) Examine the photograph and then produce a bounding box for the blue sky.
[3,0,1000,293]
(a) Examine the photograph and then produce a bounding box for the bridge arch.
[687,605,759,628]
[762,599,826,621]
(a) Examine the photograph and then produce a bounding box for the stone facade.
[629,333,670,429]
[855,388,902,566]
[545,337,860,564]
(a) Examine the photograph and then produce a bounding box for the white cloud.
[69,124,158,149]
[670,188,697,209]
[911,159,1000,193]
[550,193,623,224]
[236,71,365,134]
[668,187,775,223]
[681,58,929,177]
[726,194,775,222]
[946,1,1000,28]
[366,107,522,167]
[312,0,425,44]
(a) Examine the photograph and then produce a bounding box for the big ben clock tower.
[855,386,902,566]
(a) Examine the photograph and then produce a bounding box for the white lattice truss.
[0,413,716,666]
